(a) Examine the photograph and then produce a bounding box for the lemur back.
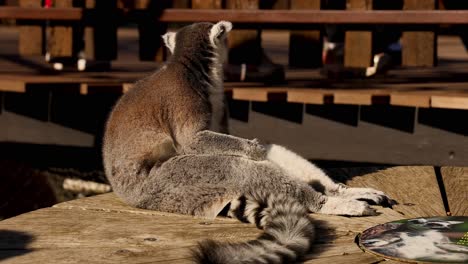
[103,21,395,264]
[103,22,228,201]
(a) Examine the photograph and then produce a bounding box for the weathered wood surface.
[4,8,468,25]
[46,0,73,58]
[2,76,468,110]
[0,166,456,263]
[18,0,42,56]
[325,166,447,217]
[441,167,468,216]
[344,0,372,68]
[402,0,437,67]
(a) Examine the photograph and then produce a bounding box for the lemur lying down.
[103,21,396,264]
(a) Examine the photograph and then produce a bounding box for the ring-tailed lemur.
[103,21,396,264]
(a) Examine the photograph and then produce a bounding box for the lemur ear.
[162,32,176,54]
[209,21,233,45]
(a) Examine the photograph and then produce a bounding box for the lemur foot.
[334,184,397,208]
[318,197,378,216]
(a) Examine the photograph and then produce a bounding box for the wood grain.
[344,0,373,68]
[441,167,468,216]
[232,87,287,102]
[326,166,447,218]
[402,0,437,67]
[431,94,468,110]
[0,181,418,264]
[47,0,73,58]
[18,0,42,56]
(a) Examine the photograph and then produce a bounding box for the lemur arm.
[182,130,266,160]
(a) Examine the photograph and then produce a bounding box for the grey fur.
[103,21,395,264]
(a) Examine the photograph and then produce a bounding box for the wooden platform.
[0,166,466,263]
[1,26,468,110]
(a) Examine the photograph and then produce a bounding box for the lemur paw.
[318,197,378,216]
[245,138,267,161]
[335,184,397,208]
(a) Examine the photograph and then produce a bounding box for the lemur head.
[162,21,232,63]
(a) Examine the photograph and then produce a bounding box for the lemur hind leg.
[134,154,378,217]
[265,144,396,207]
[181,130,266,161]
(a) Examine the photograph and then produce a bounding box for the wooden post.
[47,0,73,58]
[136,0,170,61]
[173,0,191,8]
[18,0,42,56]
[402,0,437,67]
[289,0,322,68]
[225,0,261,64]
[191,0,221,9]
[344,0,373,68]
[84,0,118,61]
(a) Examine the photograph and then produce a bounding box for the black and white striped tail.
[192,190,315,264]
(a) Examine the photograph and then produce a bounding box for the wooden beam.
[391,92,432,108]
[344,0,373,68]
[225,0,261,65]
[3,8,468,25]
[155,9,468,25]
[18,0,43,56]
[0,80,26,93]
[46,0,74,58]
[333,89,390,105]
[232,88,287,102]
[289,0,322,68]
[431,94,468,110]
[402,0,437,67]
[191,0,221,9]
[0,7,82,20]
[287,89,333,105]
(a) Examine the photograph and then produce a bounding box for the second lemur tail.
[192,190,315,264]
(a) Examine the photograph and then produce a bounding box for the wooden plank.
[327,166,447,218]
[0,207,259,263]
[333,89,389,105]
[191,0,221,9]
[0,80,26,93]
[0,176,423,264]
[391,91,432,108]
[431,94,468,110]
[225,0,260,65]
[46,0,74,58]
[344,0,372,68]
[155,9,468,25]
[3,8,468,25]
[289,0,322,68]
[441,167,468,216]
[402,0,437,67]
[232,88,287,102]
[0,7,82,20]
[18,0,42,56]
[287,89,333,105]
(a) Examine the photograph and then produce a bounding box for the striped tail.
[192,190,315,264]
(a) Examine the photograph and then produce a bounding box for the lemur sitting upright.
[103,21,395,264]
